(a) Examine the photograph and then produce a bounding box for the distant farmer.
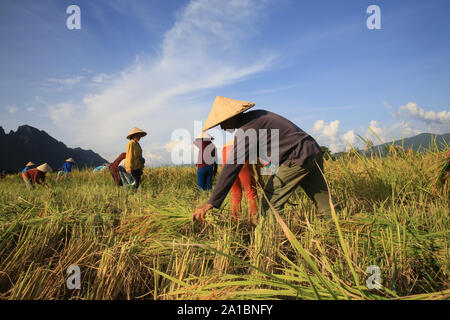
[193,96,334,223]
[93,165,103,173]
[22,163,52,189]
[125,127,147,190]
[21,162,35,174]
[222,138,261,224]
[194,132,218,195]
[93,163,110,173]
[109,152,126,187]
[56,158,75,182]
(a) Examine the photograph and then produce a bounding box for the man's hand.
[192,203,214,222]
[126,168,132,174]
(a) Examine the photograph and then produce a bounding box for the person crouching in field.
[193,96,335,223]
[56,158,75,183]
[110,152,137,187]
[222,138,262,225]
[110,152,126,187]
[21,161,35,174]
[22,163,52,189]
[125,127,147,190]
[194,132,218,195]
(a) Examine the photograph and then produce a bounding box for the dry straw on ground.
[0,146,448,300]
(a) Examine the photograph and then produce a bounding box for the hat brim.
[127,132,147,140]
[37,164,53,173]
[203,103,254,132]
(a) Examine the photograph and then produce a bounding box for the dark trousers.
[131,169,143,189]
[260,154,333,219]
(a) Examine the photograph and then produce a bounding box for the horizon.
[1,0,450,164]
[2,123,448,168]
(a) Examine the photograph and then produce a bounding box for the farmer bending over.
[56,158,75,182]
[22,163,52,189]
[193,96,335,223]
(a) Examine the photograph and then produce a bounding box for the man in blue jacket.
[56,158,75,182]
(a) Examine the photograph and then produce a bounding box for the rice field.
[0,147,448,300]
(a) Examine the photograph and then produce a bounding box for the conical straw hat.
[37,163,52,173]
[195,132,213,141]
[127,127,147,140]
[26,162,35,166]
[66,158,75,163]
[203,96,255,131]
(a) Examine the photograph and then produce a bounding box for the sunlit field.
[0,147,448,300]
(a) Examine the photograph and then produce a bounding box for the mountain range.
[334,133,450,157]
[0,125,108,173]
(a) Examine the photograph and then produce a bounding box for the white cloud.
[342,130,357,146]
[144,150,165,167]
[91,73,115,84]
[48,102,75,124]
[47,76,84,85]
[312,120,340,140]
[366,120,423,144]
[311,120,359,152]
[311,118,425,153]
[164,140,182,153]
[47,0,274,162]
[367,120,386,142]
[7,106,18,114]
[394,102,450,125]
[39,76,85,92]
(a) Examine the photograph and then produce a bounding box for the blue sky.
[1,0,449,164]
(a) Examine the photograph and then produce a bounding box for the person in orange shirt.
[125,127,147,190]
[22,163,52,189]
[222,138,262,225]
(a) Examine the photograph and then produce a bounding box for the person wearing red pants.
[222,139,260,225]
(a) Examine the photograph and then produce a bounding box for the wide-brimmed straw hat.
[26,162,35,166]
[203,96,255,131]
[37,163,52,173]
[66,158,75,163]
[195,132,214,141]
[127,127,147,140]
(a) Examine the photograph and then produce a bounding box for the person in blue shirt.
[62,159,74,173]
[93,163,110,173]
[93,165,104,173]
[21,162,35,174]
[56,158,75,182]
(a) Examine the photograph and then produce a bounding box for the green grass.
[0,147,448,300]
